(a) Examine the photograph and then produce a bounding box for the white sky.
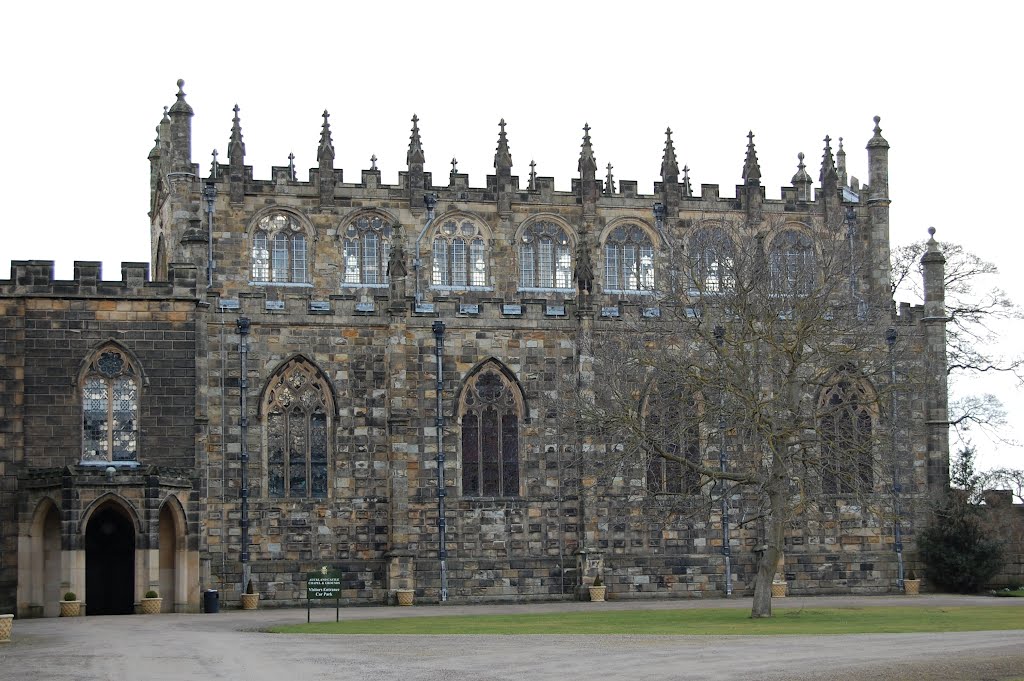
[3,1,1021,472]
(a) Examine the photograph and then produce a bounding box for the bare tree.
[572,213,913,618]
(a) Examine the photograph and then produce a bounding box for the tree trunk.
[750,483,789,618]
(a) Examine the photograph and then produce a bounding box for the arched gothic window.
[263,359,333,498]
[460,366,522,497]
[689,227,735,294]
[604,224,655,292]
[251,212,308,283]
[432,218,487,288]
[519,221,572,290]
[342,215,393,286]
[819,375,874,494]
[769,230,815,296]
[645,386,700,494]
[82,346,139,463]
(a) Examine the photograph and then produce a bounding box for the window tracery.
[460,367,522,497]
[604,224,655,292]
[251,212,308,284]
[519,221,573,290]
[82,347,139,463]
[689,227,735,294]
[432,218,487,288]
[645,386,700,494]
[769,230,816,296]
[342,214,393,286]
[263,360,332,498]
[819,375,874,495]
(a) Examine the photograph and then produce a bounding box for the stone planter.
[60,600,81,617]
[904,579,921,595]
[771,581,788,598]
[396,589,414,606]
[240,593,260,610]
[141,597,163,614]
[588,585,607,602]
[0,614,12,643]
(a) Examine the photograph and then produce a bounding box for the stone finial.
[661,127,679,182]
[578,123,597,177]
[742,130,761,185]
[819,135,837,184]
[148,126,161,161]
[228,104,245,163]
[528,159,537,191]
[792,152,811,184]
[370,154,378,170]
[494,118,512,172]
[210,149,219,179]
[867,115,889,149]
[317,110,335,162]
[287,152,295,181]
[682,165,692,197]
[168,78,193,116]
[161,106,170,124]
[605,162,615,195]
[407,114,425,166]
[450,157,458,174]
[836,137,848,186]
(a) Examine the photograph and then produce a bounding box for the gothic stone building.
[0,81,950,615]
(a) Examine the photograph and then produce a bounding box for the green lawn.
[270,605,1024,636]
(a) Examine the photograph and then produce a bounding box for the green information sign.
[306,567,342,622]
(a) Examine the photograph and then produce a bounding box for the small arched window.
[645,385,700,494]
[689,227,735,294]
[263,359,333,498]
[460,366,522,497]
[769,230,815,296]
[519,221,573,290]
[432,218,487,288]
[82,346,139,463]
[819,374,874,494]
[251,212,308,284]
[342,215,393,286]
[604,224,654,292]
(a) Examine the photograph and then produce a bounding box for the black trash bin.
[203,589,219,613]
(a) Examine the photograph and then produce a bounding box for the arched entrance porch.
[85,502,135,615]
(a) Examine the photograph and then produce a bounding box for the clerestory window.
[342,214,393,286]
[82,346,139,463]
[432,219,487,288]
[689,227,736,294]
[251,212,308,284]
[604,224,655,292]
[769,230,815,296]
[519,221,573,290]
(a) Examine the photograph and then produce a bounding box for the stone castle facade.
[0,80,950,615]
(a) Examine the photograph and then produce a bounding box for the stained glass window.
[432,219,487,288]
[82,348,139,463]
[342,215,393,286]
[519,221,573,289]
[263,360,332,498]
[645,387,700,494]
[460,366,521,497]
[820,376,874,494]
[604,224,654,292]
[251,212,308,284]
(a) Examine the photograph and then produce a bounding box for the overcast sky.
[3,1,1021,471]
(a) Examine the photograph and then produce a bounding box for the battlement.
[0,260,198,298]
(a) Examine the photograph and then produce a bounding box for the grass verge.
[269,605,1024,636]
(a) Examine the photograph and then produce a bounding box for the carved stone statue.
[574,236,594,295]
[387,241,408,279]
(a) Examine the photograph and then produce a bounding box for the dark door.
[85,504,135,615]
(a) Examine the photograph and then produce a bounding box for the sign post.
[306,567,342,623]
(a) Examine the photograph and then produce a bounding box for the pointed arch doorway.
[85,503,135,615]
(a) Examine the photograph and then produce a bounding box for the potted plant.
[904,570,921,595]
[588,574,607,602]
[141,589,163,614]
[60,591,81,617]
[395,588,415,606]
[240,579,260,610]
[0,613,12,643]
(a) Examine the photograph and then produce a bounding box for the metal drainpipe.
[715,325,732,596]
[237,317,251,590]
[204,181,217,289]
[887,327,904,590]
[432,320,448,602]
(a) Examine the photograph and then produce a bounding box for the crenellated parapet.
[0,261,199,299]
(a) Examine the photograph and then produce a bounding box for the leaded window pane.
[481,406,500,496]
[310,412,328,497]
[433,238,448,286]
[291,235,307,283]
[501,412,519,497]
[289,406,307,497]
[268,412,285,497]
[344,239,360,284]
[82,349,139,463]
[83,377,109,462]
[452,238,467,287]
[272,233,289,282]
[606,225,655,291]
[520,243,535,287]
[432,219,486,288]
[605,243,619,290]
[252,231,270,281]
[462,412,480,495]
[555,244,572,289]
[538,238,554,287]
[363,232,379,285]
[111,376,138,461]
[470,238,486,287]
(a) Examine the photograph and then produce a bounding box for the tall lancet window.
[263,359,333,498]
[460,365,523,497]
[819,373,874,495]
[82,346,140,463]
